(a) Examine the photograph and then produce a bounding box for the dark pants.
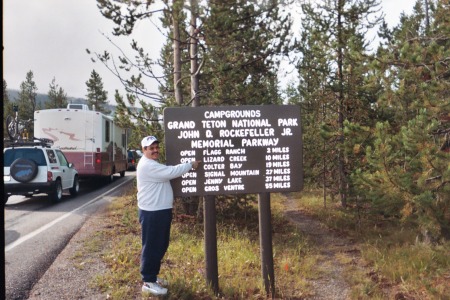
[139,208,172,283]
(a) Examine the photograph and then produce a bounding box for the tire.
[69,175,79,197]
[108,173,114,183]
[50,179,63,203]
[10,158,38,183]
[106,168,115,183]
[119,170,125,177]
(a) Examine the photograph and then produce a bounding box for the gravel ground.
[27,195,380,300]
[27,208,110,300]
[283,195,371,300]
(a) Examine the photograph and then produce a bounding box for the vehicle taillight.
[47,171,53,182]
[95,153,101,164]
[132,159,135,164]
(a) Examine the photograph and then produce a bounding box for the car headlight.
[4,175,11,182]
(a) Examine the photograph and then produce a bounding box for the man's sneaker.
[142,282,168,295]
[157,277,169,287]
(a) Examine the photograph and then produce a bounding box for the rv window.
[69,104,83,109]
[105,120,111,142]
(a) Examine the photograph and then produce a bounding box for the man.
[136,135,200,296]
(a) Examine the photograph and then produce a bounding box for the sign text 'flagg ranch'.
[164,106,303,196]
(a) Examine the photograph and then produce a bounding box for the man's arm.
[150,160,201,181]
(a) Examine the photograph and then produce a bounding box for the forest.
[98,0,449,243]
[4,0,449,240]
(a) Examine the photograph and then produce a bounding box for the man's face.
[145,143,160,160]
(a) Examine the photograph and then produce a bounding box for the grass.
[84,186,450,299]
[85,186,318,299]
[287,189,450,300]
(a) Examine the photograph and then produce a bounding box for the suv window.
[4,149,47,166]
[46,149,58,163]
[55,150,69,167]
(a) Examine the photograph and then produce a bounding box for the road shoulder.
[28,206,110,300]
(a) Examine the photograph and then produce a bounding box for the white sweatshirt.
[136,156,193,211]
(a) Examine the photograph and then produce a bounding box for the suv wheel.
[10,158,38,183]
[50,179,63,202]
[70,175,79,196]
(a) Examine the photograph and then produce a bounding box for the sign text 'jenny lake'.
[164,106,303,197]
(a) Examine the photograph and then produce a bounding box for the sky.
[3,0,417,105]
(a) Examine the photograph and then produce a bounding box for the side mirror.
[68,162,74,168]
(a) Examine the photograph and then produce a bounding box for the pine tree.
[291,14,333,200]
[113,89,163,150]
[158,1,191,107]
[16,70,39,135]
[95,0,293,108]
[93,0,168,105]
[200,0,291,106]
[355,0,450,240]
[46,77,68,109]
[85,70,110,114]
[295,0,383,206]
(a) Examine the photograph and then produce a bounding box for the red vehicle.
[127,149,142,171]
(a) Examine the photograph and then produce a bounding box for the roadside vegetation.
[294,190,450,299]
[82,184,449,299]
[89,185,314,299]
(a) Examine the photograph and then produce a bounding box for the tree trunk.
[322,102,327,208]
[190,0,200,108]
[172,0,183,105]
[337,0,347,207]
[189,0,201,215]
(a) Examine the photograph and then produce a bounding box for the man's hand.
[191,160,201,170]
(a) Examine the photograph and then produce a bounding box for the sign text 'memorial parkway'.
[164,105,303,197]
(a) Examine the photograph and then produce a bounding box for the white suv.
[3,138,80,204]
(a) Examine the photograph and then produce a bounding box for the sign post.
[258,192,275,297]
[204,195,219,294]
[164,105,302,296]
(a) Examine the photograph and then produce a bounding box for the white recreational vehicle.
[34,104,128,181]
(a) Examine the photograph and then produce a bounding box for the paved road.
[4,173,135,300]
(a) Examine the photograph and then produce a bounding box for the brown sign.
[164,105,303,196]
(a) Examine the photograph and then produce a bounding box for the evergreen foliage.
[15,70,39,135]
[91,0,449,239]
[93,0,295,218]
[290,0,449,239]
[46,77,68,109]
[354,0,450,240]
[85,69,111,114]
[158,0,190,107]
[113,89,163,151]
[293,0,383,206]
[198,0,290,106]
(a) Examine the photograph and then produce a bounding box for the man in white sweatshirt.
[137,135,201,296]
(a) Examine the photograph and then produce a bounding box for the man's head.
[141,136,160,160]
[141,136,159,148]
